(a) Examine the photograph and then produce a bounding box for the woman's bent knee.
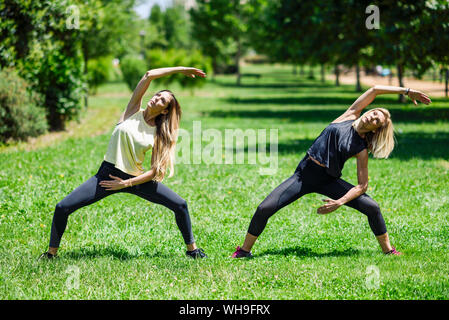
[365,200,381,217]
[174,200,189,215]
[55,202,72,216]
[255,202,276,220]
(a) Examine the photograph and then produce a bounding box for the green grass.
[1,64,448,299]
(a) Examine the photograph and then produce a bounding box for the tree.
[190,0,250,84]
[373,1,434,101]
[248,0,343,85]
[148,4,167,49]
[247,0,312,74]
[336,0,377,91]
[147,3,192,50]
[0,0,85,131]
[422,0,449,97]
[75,0,137,107]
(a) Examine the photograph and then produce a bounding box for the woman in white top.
[39,67,207,260]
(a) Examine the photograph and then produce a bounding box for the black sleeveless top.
[307,120,368,178]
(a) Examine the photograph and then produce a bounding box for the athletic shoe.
[186,248,208,259]
[385,246,402,256]
[37,252,58,261]
[231,246,253,258]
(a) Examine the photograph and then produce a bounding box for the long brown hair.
[152,90,181,181]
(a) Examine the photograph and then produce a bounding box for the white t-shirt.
[104,109,156,176]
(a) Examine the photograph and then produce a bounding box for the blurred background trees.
[1,0,448,142]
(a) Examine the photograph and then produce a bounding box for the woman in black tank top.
[232,85,431,258]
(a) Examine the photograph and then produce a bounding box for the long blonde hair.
[152,90,181,182]
[353,108,395,159]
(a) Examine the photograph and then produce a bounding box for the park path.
[330,71,448,97]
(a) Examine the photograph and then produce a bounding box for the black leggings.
[248,155,387,237]
[49,161,195,248]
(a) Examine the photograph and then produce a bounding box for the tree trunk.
[320,64,325,83]
[355,63,361,92]
[334,65,340,86]
[308,65,314,79]
[47,95,66,131]
[83,46,89,109]
[236,37,241,86]
[445,68,449,98]
[397,63,406,102]
[211,59,218,82]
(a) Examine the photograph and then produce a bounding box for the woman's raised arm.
[333,85,431,123]
[119,67,206,124]
[146,66,206,80]
[119,71,153,123]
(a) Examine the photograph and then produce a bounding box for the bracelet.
[405,88,410,96]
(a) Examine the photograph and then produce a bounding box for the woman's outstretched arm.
[146,66,206,80]
[333,85,431,123]
[119,67,206,123]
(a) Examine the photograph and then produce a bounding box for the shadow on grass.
[223,96,403,106]
[217,82,335,90]
[258,246,360,258]
[205,106,449,123]
[391,131,449,160]
[215,130,449,160]
[63,246,171,261]
[273,131,449,160]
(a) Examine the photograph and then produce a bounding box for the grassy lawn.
[0,64,448,299]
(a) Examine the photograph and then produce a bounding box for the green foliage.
[0,68,48,143]
[0,0,86,130]
[248,0,449,95]
[19,38,86,130]
[146,49,211,91]
[76,0,139,61]
[87,56,114,94]
[177,50,211,90]
[120,55,148,92]
[147,4,192,50]
[190,0,250,75]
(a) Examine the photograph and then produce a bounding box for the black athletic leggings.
[49,161,194,248]
[248,155,387,237]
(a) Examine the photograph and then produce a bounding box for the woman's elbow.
[371,85,381,95]
[360,183,369,194]
[144,71,154,80]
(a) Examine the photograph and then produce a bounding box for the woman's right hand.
[180,67,206,78]
[408,89,431,105]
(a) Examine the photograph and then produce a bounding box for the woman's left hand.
[181,67,206,78]
[317,199,342,214]
[408,89,431,105]
[99,174,130,191]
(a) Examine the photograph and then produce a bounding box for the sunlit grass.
[0,64,448,299]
